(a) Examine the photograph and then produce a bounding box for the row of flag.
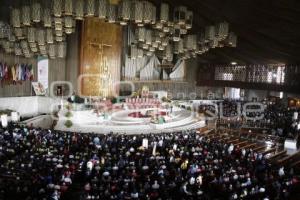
[0,62,34,85]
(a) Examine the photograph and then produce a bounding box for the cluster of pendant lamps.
[0,0,237,60]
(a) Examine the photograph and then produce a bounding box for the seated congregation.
[0,125,299,200]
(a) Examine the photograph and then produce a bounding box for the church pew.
[259,147,277,155]
[240,143,256,149]
[210,133,229,140]
[279,151,300,166]
[233,140,248,146]
[277,154,297,166]
[253,145,266,152]
[227,138,240,143]
[291,160,300,168]
[268,150,287,160]
[218,135,232,142]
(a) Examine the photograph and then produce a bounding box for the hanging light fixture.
[8,34,16,42]
[195,44,204,55]
[151,5,156,25]
[31,1,41,23]
[142,43,149,50]
[218,42,224,48]
[118,0,131,25]
[107,4,117,23]
[137,27,145,42]
[158,31,165,38]
[146,51,152,56]
[143,1,153,24]
[163,26,170,33]
[185,10,193,30]
[155,35,161,44]
[65,16,73,28]
[0,22,5,39]
[53,0,63,17]
[165,45,172,59]
[39,45,47,55]
[11,8,21,28]
[174,6,187,25]
[215,22,223,41]
[55,23,63,31]
[222,21,229,39]
[65,28,73,34]
[57,42,66,58]
[43,8,52,27]
[205,25,215,41]
[37,29,45,46]
[129,44,137,59]
[149,46,155,52]
[160,3,169,23]
[198,31,205,44]
[85,0,95,17]
[227,32,237,47]
[185,34,197,50]
[30,42,38,53]
[174,41,179,54]
[27,27,36,43]
[173,25,181,42]
[158,45,165,51]
[20,40,29,49]
[145,29,152,45]
[24,52,33,58]
[14,27,24,39]
[21,5,31,26]
[97,0,108,19]
[137,48,143,58]
[180,28,187,35]
[56,29,63,37]
[46,28,54,44]
[29,42,37,48]
[178,39,184,53]
[3,24,10,39]
[132,0,144,25]
[162,37,169,46]
[209,37,218,48]
[54,16,63,24]
[64,0,73,16]
[154,22,163,30]
[75,0,84,20]
[56,35,64,42]
[48,44,56,58]
[2,41,10,53]
[152,42,158,49]
[14,43,22,56]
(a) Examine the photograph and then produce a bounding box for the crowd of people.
[0,124,299,200]
[199,100,300,138]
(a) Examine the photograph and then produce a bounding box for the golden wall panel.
[80,18,122,97]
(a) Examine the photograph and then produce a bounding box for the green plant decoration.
[64,120,73,128]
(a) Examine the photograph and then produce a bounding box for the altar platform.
[54,106,205,134]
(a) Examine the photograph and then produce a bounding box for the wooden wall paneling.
[79,18,122,97]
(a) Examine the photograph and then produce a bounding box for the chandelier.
[0,0,237,60]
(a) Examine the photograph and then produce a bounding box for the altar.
[54,103,205,134]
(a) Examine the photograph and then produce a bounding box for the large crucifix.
[88,42,113,98]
